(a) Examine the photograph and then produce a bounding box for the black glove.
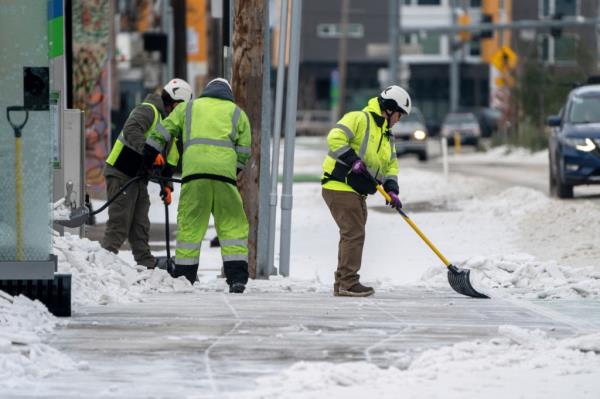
[140,144,160,178]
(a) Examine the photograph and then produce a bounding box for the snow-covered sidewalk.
[2,139,599,397]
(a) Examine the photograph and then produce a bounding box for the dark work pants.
[322,188,368,290]
[101,175,154,267]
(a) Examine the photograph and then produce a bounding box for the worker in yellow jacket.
[142,78,251,293]
[321,85,411,297]
[101,79,192,268]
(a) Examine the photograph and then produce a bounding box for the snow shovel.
[368,174,488,299]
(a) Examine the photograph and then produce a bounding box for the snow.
[244,326,600,399]
[3,139,600,395]
[53,231,193,307]
[0,292,82,387]
[448,145,548,165]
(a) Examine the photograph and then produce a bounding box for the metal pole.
[388,0,398,86]
[278,0,302,277]
[256,0,272,278]
[337,0,349,119]
[449,0,459,112]
[267,0,289,276]
[163,0,174,80]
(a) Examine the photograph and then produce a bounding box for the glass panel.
[417,0,441,5]
[0,0,51,261]
[568,95,600,124]
[556,0,577,16]
[555,35,577,62]
[418,33,440,55]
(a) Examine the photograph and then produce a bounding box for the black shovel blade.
[447,264,489,299]
[55,207,90,228]
[155,256,174,271]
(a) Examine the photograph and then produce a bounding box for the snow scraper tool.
[368,174,488,299]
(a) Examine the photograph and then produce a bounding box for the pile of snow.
[420,254,600,299]
[244,326,600,399]
[0,292,80,386]
[53,232,193,307]
[450,145,548,165]
[459,186,551,218]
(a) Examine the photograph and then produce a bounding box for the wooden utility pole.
[232,0,265,278]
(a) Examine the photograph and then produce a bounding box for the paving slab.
[5,287,579,398]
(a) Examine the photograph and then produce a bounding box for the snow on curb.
[420,254,600,299]
[0,292,81,387]
[449,145,548,165]
[53,232,193,307]
[243,326,600,399]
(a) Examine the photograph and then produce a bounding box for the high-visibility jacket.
[146,94,251,184]
[106,95,178,177]
[321,97,398,195]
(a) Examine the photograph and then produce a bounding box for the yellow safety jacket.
[321,97,398,195]
[106,101,178,177]
[146,97,251,185]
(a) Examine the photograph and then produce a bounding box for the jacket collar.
[364,97,388,130]
[144,93,167,118]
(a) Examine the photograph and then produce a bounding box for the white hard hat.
[206,77,232,90]
[379,85,411,115]
[163,78,193,102]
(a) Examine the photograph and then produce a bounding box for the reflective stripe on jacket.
[146,97,251,181]
[321,97,398,194]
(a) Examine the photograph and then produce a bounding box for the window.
[540,34,577,63]
[541,0,578,17]
[568,95,600,124]
[556,0,577,16]
[469,38,481,56]
[418,33,441,55]
[317,23,364,39]
[554,36,577,61]
[470,0,482,7]
[417,0,441,4]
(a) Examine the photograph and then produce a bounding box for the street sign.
[491,46,518,73]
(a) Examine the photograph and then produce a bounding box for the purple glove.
[351,159,367,175]
[387,191,402,209]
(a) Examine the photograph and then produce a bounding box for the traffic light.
[481,0,499,63]
[550,13,563,38]
[480,14,493,39]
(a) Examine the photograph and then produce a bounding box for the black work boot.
[224,260,249,294]
[229,283,246,293]
[338,282,374,297]
[168,263,199,285]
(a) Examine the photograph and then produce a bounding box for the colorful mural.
[72,0,111,195]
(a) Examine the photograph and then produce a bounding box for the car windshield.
[445,113,477,124]
[568,94,600,124]
[399,111,422,123]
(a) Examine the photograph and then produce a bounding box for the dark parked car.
[548,84,600,198]
[441,112,481,146]
[391,107,429,161]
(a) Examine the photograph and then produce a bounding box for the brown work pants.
[322,188,368,290]
[100,175,154,267]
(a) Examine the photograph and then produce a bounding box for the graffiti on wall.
[72,0,110,195]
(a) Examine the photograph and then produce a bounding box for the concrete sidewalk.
[10,287,581,398]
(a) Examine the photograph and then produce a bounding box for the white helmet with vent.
[379,85,411,115]
[163,78,193,102]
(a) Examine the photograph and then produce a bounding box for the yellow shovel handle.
[376,184,451,267]
[15,137,23,260]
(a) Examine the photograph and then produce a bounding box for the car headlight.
[413,130,427,140]
[561,137,596,152]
